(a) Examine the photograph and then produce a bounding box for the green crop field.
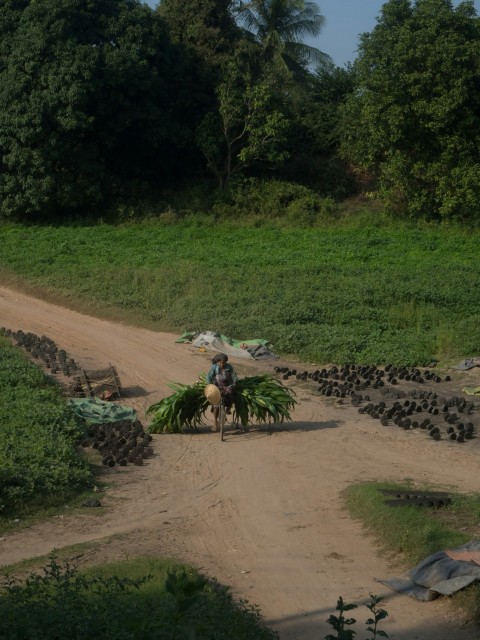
[0,337,91,515]
[1,215,479,365]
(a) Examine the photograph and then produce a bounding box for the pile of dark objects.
[380,488,451,509]
[1,327,85,396]
[82,419,153,468]
[1,328,154,467]
[274,363,477,444]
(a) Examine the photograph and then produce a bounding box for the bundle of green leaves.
[146,374,296,433]
[233,375,297,427]
[146,380,210,434]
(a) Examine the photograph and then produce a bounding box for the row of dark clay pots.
[81,419,154,467]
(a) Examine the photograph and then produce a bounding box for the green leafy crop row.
[0,338,91,515]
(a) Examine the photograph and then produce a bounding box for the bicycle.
[212,398,227,441]
[205,384,245,441]
[214,401,248,441]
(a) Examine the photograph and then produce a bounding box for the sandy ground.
[0,284,479,640]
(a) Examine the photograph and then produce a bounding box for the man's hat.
[204,384,221,404]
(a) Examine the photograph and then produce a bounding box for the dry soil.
[0,284,479,640]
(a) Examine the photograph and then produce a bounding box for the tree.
[277,60,355,195]
[340,0,480,221]
[159,0,240,66]
[0,0,199,220]
[236,0,329,77]
[196,56,289,188]
[158,0,243,140]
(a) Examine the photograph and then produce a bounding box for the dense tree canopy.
[159,0,240,65]
[277,61,355,194]
[0,0,200,219]
[4,0,480,223]
[0,0,351,220]
[340,0,480,221]
[196,54,289,188]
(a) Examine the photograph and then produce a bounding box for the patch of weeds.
[0,338,91,517]
[325,594,389,639]
[345,482,469,565]
[428,494,480,539]
[0,486,102,535]
[0,555,278,640]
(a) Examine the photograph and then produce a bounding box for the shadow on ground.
[267,589,476,640]
[121,385,153,398]
[256,420,342,433]
[188,420,342,438]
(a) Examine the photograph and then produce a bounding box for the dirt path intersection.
[0,285,479,639]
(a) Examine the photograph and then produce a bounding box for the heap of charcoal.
[81,419,154,467]
[1,328,79,377]
[68,377,87,397]
[274,363,476,443]
[274,363,450,392]
[358,393,476,442]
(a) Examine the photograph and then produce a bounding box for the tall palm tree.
[237,0,330,74]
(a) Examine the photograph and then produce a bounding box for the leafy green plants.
[233,375,297,427]
[147,379,210,433]
[325,594,389,640]
[146,375,296,433]
[0,337,91,516]
[0,555,278,640]
[1,217,480,365]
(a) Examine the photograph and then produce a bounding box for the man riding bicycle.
[206,353,238,430]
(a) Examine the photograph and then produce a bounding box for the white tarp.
[192,332,255,359]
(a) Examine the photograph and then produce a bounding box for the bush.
[212,177,339,225]
[0,556,278,640]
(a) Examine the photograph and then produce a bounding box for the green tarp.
[68,398,137,424]
[463,386,480,396]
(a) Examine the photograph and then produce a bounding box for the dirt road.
[0,285,478,640]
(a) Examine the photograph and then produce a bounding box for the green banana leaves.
[146,375,296,434]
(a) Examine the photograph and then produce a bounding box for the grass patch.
[0,488,99,536]
[346,482,470,565]
[0,554,277,640]
[346,482,480,622]
[0,214,479,365]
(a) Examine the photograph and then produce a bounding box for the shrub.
[212,177,339,224]
[0,556,278,640]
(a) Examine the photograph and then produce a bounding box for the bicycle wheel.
[219,403,226,441]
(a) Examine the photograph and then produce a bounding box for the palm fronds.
[237,0,330,69]
[146,374,296,434]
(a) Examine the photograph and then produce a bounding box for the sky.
[145,0,480,68]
